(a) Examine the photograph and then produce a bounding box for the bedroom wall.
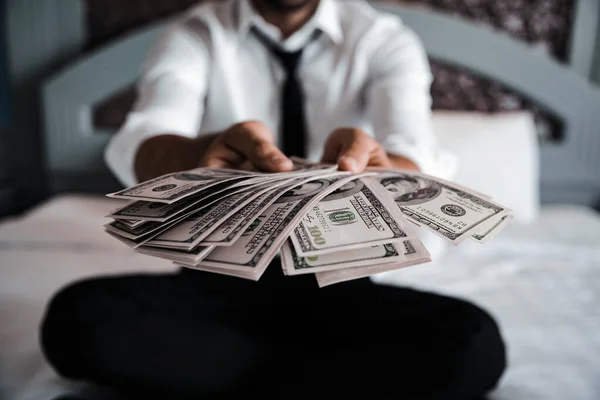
[0,0,13,217]
[593,9,600,84]
[3,0,84,215]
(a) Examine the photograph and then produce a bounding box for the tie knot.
[271,47,303,74]
[252,28,312,74]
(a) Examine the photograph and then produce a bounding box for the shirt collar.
[237,0,342,48]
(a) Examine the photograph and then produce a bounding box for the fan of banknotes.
[104,159,513,287]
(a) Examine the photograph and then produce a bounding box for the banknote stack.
[104,159,512,287]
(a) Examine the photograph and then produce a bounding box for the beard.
[260,0,316,13]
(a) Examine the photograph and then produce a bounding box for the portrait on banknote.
[379,174,442,206]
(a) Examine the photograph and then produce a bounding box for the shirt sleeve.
[365,19,458,180]
[104,19,210,188]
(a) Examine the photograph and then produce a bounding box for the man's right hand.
[135,121,293,183]
[199,121,293,172]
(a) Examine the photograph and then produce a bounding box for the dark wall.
[593,6,600,84]
[0,0,14,217]
[0,0,7,128]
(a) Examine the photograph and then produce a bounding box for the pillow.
[432,111,540,224]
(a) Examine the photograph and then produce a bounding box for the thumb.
[323,128,374,173]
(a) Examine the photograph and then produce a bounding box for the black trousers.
[41,261,506,400]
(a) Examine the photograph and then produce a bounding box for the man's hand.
[199,121,294,172]
[321,128,419,173]
[134,121,292,183]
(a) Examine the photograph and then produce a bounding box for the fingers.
[198,135,244,169]
[201,123,390,174]
[320,135,343,165]
[368,146,394,169]
[338,135,372,173]
[322,128,381,173]
[225,122,293,172]
[200,121,293,172]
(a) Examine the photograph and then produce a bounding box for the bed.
[2,1,600,399]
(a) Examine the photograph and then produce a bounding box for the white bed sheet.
[0,196,177,400]
[374,205,600,400]
[0,195,599,400]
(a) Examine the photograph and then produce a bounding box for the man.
[41,0,506,399]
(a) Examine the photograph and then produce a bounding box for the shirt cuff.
[104,109,200,188]
[104,129,142,189]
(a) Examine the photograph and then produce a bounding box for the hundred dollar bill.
[281,240,407,275]
[135,245,214,265]
[200,187,286,246]
[226,173,300,188]
[289,157,337,172]
[470,214,513,243]
[223,159,337,188]
[104,219,166,240]
[186,172,353,281]
[315,239,431,287]
[145,182,276,250]
[105,199,219,248]
[202,174,338,246]
[104,191,226,239]
[104,223,188,250]
[368,167,493,201]
[107,167,254,204]
[289,177,418,257]
[107,176,284,223]
[117,219,147,228]
[175,263,260,280]
[105,229,143,248]
[106,181,243,222]
[371,169,511,244]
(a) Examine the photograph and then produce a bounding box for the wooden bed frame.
[12,1,600,205]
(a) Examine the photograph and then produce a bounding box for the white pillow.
[432,111,540,224]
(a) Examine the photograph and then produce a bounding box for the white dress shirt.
[105,0,456,187]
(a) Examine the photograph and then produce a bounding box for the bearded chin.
[261,0,315,12]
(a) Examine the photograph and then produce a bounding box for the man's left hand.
[320,128,419,173]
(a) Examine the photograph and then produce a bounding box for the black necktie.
[254,30,317,159]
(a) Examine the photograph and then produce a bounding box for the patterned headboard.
[88,0,574,140]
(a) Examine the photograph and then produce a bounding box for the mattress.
[0,195,599,400]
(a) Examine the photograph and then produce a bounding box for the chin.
[263,0,315,12]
